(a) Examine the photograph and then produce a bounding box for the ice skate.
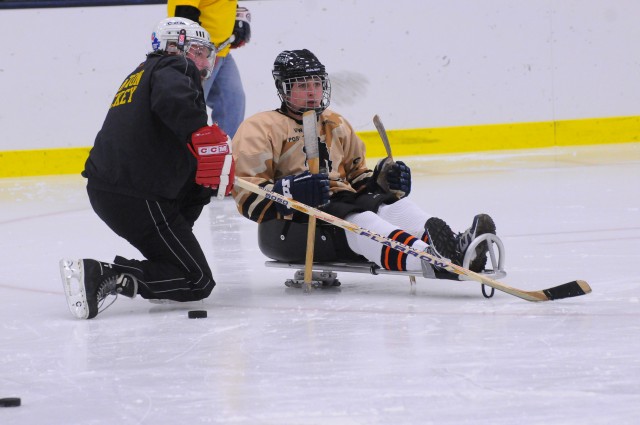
[420,217,462,279]
[59,259,138,319]
[424,217,460,265]
[455,214,497,273]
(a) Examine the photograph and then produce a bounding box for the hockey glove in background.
[272,171,330,216]
[189,125,235,200]
[372,157,411,199]
[231,6,251,48]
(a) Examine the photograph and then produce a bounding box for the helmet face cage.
[151,17,216,79]
[272,49,331,114]
[276,75,331,115]
[183,40,216,80]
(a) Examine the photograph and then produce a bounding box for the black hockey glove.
[231,6,251,48]
[273,171,330,215]
[372,157,411,199]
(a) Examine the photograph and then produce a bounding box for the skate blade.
[147,299,180,305]
[59,259,89,319]
[284,279,341,289]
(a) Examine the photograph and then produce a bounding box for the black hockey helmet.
[272,49,331,114]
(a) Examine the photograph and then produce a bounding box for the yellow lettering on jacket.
[111,70,144,109]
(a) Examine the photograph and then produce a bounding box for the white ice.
[1,144,639,424]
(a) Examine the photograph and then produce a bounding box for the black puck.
[188,310,207,319]
[0,397,21,407]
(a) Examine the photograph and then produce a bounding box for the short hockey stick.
[372,114,398,194]
[373,114,421,287]
[216,34,236,52]
[302,111,321,287]
[234,177,592,302]
[373,114,393,160]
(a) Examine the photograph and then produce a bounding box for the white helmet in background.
[151,17,216,79]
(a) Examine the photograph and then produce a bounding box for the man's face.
[185,42,215,80]
[286,76,324,112]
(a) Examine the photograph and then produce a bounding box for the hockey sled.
[239,177,590,302]
[264,233,506,298]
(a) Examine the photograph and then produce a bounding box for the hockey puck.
[188,310,207,319]
[0,397,21,407]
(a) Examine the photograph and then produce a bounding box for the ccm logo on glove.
[198,145,230,156]
[189,124,235,199]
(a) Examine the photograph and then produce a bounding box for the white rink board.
[2,0,640,150]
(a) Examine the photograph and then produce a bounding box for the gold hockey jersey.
[232,109,373,223]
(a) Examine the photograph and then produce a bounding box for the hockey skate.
[59,259,138,319]
[456,214,496,273]
[421,217,462,279]
[424,217,460,263]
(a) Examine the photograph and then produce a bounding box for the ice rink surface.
[1,144,639,424]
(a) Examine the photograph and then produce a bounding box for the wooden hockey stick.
[372,114,397,194]
[373,114,393,160]
[374,114,419,287]
[302,111,320,288]
[235,177,592,302]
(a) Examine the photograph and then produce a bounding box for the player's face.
[287,76,324,111]
[186,42,215,80]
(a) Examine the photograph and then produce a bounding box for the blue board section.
[0,0,163,9]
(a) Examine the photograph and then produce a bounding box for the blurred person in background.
[169,0,251,138]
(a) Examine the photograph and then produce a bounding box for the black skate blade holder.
[283,270,341,290]
[266,233,506,298]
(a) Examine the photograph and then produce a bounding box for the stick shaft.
[304,157,319,283]
[302,111,319,285]
[234,177,591,302]
[216,34,236,52]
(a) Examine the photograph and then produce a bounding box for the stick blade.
[373,114,385,134]
[372,114,393,159]
[542,279,592,300]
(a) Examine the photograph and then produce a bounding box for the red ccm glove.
[188,125,235,199]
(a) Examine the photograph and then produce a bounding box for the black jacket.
[84,52,209,201]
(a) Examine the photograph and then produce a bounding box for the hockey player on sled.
[231,49,505,296]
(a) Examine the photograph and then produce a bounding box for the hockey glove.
[231,6,251,48]
[372,157,411,199]
[189,125,235,199]
[273,171,330,216]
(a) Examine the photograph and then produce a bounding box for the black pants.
[87,186,215,302]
